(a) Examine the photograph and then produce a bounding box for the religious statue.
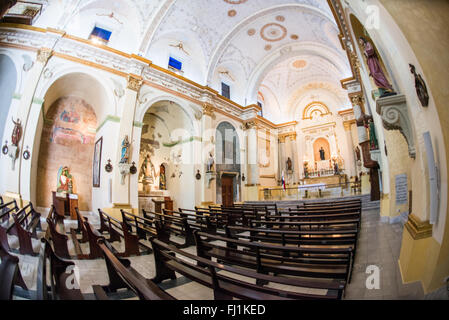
[207,152,215,172]
[139,153,156,184]
[409,64,429,107]
[159,164,167,190]
[120,135,130,164]
[334,161,340,176]
[368,119,379,150]
[319,147,325,161]
[57,166,73,194]
[286,157,293,172]
[358,37,396,97]
[355,146,361,161]
[304,163,309,179]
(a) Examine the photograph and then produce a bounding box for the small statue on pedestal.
[120,135,130,164]
[207,152,215,172]
[57,166,73,194]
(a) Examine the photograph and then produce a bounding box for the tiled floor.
[7,208,449,300]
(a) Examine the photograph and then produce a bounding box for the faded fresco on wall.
[37,97,97,211]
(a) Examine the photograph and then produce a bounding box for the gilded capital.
[202,103,215,118]
[343,120,356,131]
[37,48,53,64]
[279,132,297,142]
[243,120,257,130]
[350,94,365,107]
[127,75,143,92]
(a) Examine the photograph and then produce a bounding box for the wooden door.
[221,176,234,207]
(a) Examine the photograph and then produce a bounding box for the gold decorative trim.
[343,119,356,131]
[279,132,297,142]
[350,93,365,107]
[243,120,257,130]
[405,214,433,240]
[202,102,215,118]
[302,101,332,120]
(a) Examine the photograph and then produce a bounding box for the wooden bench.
[94,238,175,300]
[5,203,41,256]
[0,200,19,252]
[194,231,353,285]
[36,238,85,300]
[0,237,28,300]
[97,209,152,257]
[167,209,217,234]
[97,209,122,243]
[249,217,360,233]
[150,237,345,300]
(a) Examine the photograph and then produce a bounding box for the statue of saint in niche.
[159,164,167,190]
[358,37,396,98]
[120,135,130,164]
[207,153,215,172]
[319,147,326,161]
[286,157,293,172]
[57,166,73,194]
[140,153,156,184]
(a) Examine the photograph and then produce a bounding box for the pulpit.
[52,191,79,220]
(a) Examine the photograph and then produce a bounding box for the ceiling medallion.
[223,0,247,4]
[275,15,285,22]
[290,34,299,40]
[292,60,307,69]
[247,28,256,36]
[260,23,287,42]
[228,9,237,17]
[264,44,272,51]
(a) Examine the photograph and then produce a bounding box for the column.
[245,121,259,186]
[290,133,299,185]
[201,103,216,206]
[278,134,286,183]
[112,74,143,207]
[4,48,53,201]
[344,120,357,177]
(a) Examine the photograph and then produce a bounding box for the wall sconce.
[130,161,137,175]
[241,173,246,182]
[196,170,201,180]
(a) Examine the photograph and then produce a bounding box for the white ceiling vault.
[32,0,352,124]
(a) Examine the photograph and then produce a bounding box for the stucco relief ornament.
[36,48,53,64]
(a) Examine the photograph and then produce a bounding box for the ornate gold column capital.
[279,132,297,142]
[243,120,257,131]
[202,102,215,118]
[343,120,356,131]
[127,74,143,92]
[37,47,53,64]
[350,93,365,107]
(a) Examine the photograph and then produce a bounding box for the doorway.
[221,176,234,207]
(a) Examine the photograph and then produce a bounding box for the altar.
[138,190,173,215]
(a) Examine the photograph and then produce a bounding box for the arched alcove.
[0,54,17,144]
[313,137,331,163]
[215,121,241,206]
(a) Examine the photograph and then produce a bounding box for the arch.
[302,102,332,120]
[0,54,18,144]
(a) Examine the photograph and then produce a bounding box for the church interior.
[0,0,448,301]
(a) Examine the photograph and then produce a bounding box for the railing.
[259,181,363,201]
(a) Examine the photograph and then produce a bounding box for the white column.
[201,103,215,205]
[112,75,143,206]
[246,121,259,186]
[344,121,357,177]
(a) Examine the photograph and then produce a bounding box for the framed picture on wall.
[93,137,103,188]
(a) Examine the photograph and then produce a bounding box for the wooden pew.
[36,238,85,300]
[142,209,195,248]
[166,209,217,234]
[97,209,122,243]
[194,231,353,285]
[150,237,345,300]
[249,218,360,233]
[299,199,362,208]
[98,209,152,257]
[0,237,28,300]
[5,203,41,256]
[0,200,19,252]
[94,238,175,300]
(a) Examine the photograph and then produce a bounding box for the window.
[89,26,112,45]
[257,101,263,117]
[222,82,230,99]
[168,57,183,71]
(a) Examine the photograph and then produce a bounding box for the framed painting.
[93,137,103,188]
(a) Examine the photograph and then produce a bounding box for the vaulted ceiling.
[31,0,352,123]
